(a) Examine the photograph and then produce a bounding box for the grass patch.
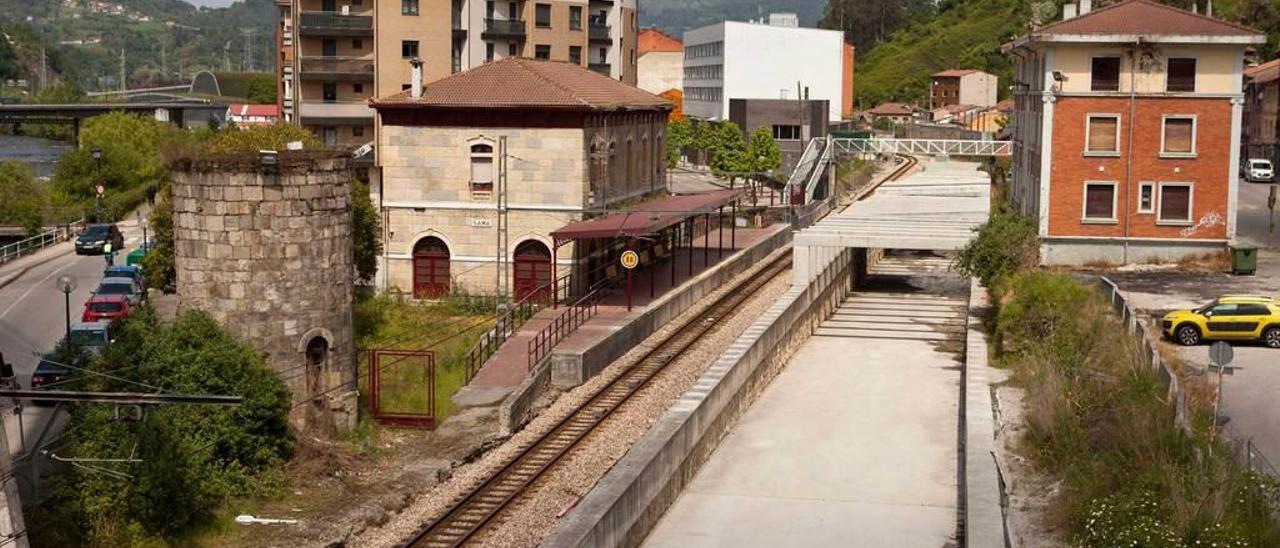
[995,271,1280,545]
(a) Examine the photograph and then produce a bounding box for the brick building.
[370,58,671,298]
[1005,0,1264,265]
[1244,59,1279,159]
[929,69,998,109]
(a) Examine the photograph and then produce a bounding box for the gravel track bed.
[353,253,792,548]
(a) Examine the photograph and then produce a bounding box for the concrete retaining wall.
[550,225,792,389]
[963,279,1011,548]
[1041,236,1225,266]
[541,244,854,548]
[498,357,553,436]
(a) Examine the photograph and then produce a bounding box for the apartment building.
[1243,59,1279,156]
[275,0,639,148]
[637,27,682,94]
[929,69,998,109]
[682,14,853,123]
[1005,0,1264,265]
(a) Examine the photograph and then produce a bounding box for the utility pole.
[119,48,126,92]
[224,41,232,72]
[160,42,167,82]
[241,28,255,72]
[495,136,510,307]
[38,46,47,92]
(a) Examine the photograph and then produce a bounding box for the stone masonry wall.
[172,157,356,433]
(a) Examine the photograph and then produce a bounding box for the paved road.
[0,215,146,456]
[1237,180,1279,249]
[643,255,967,547]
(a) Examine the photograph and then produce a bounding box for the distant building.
[729,98,828,171]
[1005,0,1264,265]
[1243,59,1279,153]
[867,102,917,125]
[225,103,280,126]
[682,14,853,122]
[370,58,672,298]
[638,28,683,95]
[930,69,998,109]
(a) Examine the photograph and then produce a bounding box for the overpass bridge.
[0,101,227,139]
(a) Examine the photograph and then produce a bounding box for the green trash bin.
[1231,245,1257,275]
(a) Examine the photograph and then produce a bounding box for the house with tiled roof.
[370,57,672,298]
[929,69,998,109]
[1004,0,1265,265]
[1244,59,1280,152]
[638,27,684,95]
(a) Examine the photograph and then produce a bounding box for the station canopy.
[551,189,744,244]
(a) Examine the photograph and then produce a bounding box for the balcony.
[298,101,374,124]
[482,18,527,41]
[299,11,373,37]
[589,22,611,44]
[589,63,611,75]
[299,56,375,81]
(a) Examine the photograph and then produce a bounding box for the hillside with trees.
[639,0,826,36]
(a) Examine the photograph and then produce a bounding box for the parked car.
[74,223,125,256]
[67,321,112,355]
[1243,158,1274,183]
[104,264,144,287]
[82,294,131,322]
[30,353,74,405]
[95,276,143,305]
[1162,295,1280,348]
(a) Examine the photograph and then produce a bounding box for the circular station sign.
[620,250,640,270]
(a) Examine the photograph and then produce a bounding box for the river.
[0,134,72,178]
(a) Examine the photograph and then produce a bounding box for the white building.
[682,14,853,122]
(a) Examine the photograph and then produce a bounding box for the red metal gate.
[368,349,436,429]
[513,240,552,303]
[413,237,450,298]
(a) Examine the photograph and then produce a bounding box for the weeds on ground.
[995,271,1280,546]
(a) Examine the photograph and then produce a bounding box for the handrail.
[462,281,555,382]
[527,289,601,371]
[784,137,825,205]
[803,137,833,203]
[0,220,86,266]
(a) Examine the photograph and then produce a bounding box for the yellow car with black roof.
[1162,295,1280,348]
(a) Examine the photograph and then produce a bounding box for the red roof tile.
[1246,59,1280,85]
[932,69,980,78]
[1033,0,1261,38]
[552,190,744,241]
[227,103,280,117]
[639,28,682,53]
[869,102,915,116]
[371,57,673,111]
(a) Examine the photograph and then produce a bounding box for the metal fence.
[463,296,542,383]
[527,289,601,371]
[0,221,85,266]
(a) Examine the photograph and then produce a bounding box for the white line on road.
[0,257,76,320]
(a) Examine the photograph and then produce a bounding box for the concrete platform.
[641,271,966,547]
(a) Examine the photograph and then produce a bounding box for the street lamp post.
[56,275,77,337]
[91,146,103,222]
[141,217,149,248]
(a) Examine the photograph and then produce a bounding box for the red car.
[82,294,131,323]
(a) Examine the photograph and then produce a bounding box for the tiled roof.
[994,99,1015,112]
[932,69,980,78]
[371,58,674,111]
[1246,59,1280,85]
[1033,0,1261,37]
[639,28,682,53]
[869,102,915,116]
[227,103,279,117]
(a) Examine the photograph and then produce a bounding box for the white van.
[1244,158,1273,182]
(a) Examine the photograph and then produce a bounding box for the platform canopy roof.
[552,189,744,244]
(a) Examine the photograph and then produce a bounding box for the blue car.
[104,265,144,287]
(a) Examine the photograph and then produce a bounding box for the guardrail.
[463,295,542,383]
[0,221,85,266]
[527,289,601,371]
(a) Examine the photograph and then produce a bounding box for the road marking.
[0,257,77,320]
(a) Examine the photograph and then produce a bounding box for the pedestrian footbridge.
[832,138,1012,157]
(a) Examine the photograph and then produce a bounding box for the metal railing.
[299,56,375,76]
[1244,438,1280,480]
[483,18,527,37]
[784,137,825,205]
[463,296,541,383]
[0,221,85,266]
[589,63,611,75]
[298,11,373,34]
[831,138,1012,157]
[589,23,611,42]
[527,289,601,370]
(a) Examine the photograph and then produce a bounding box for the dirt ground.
[993,385,1069,548]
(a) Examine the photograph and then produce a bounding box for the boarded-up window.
[1084,183,1116,220]
[1159,184,1192,223]
[1087,115,1119,153]
[1167,58,1196,92]
[1163,118,1194,155]
[470,143,494,188]
[1091,57,1121,92]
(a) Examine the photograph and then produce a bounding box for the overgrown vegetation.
[29,307,293,547]
[952,207,1039,288]
[141,184,175,291]
[352,180,382,285]
[0,161,46,236]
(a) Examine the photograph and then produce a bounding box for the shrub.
[203,122,320,155]
[352,180,382,285]
[952,207,1039,288]
[0,160,45,235]
[141,185,175,291]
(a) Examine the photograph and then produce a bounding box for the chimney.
[1063,3,1077,20]
[1080,0,1091,14]
[409,57,424,99]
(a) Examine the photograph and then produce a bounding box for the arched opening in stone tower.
[412,236,451,298]
[305,335,329,394]
[513,239,552,303]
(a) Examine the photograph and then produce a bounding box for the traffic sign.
[1209,341,1234,367]
[620,250,639,270]
[95,184,105,197]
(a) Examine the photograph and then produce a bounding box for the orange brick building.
[1005,0,1264,264]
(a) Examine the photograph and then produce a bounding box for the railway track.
[404,253,793,548]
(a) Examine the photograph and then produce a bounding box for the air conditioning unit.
[341,5,350,15]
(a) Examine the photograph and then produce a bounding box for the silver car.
[95,277,143,306]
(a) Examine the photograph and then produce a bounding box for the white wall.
[682,23,725,120]
[722,22,845,122]
[638,51,682,94]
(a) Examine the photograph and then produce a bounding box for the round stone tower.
[171,152,356,433]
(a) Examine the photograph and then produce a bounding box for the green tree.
[667,118,692,167]
[695,121,749,185]
[31,80,86,104]
[141,185,175,291]
[0,161,45,235]
[353,180,382,285]
[53,112,173,220]
[244,74,278,104]
[745,126,782,175]
[952,208,1039,289]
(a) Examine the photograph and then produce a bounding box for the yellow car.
[1162,295,1280,348]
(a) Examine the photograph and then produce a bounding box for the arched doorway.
[412,237,451,298]
[513,240,552,303]
[304,335,329,394]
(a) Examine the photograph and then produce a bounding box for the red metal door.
[412,237,450,298]
[513,240,552,303]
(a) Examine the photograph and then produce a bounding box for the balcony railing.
[482,18,527,40]
[589,22,611,43]
[298,11,373,36]
[298,101,374,123]
[299,56,375,80]
[589,63,611,75]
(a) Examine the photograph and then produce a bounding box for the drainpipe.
[1123,40,1139,264]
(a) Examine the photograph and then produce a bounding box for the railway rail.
[403,253,794,547]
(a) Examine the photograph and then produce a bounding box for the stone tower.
[171,152,356,433]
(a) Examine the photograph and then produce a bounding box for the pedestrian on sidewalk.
[103,242,115,266]
[146,183,157,207]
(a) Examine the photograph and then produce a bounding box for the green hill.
[639,0,826,36]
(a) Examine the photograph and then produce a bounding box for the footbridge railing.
[831,138,1011,157]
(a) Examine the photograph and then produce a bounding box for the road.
[0,214,146,458]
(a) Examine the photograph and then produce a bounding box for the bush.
[0,161,45,235]
[352,180,382,285]
[952,208,1038,288]
[141,184,175,291]
[203,122,320,155]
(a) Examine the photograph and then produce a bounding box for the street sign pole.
[1208,341,1237,451]
[620,248,639,312]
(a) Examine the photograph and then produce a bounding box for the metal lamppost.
[56,275,77,337]
[140,217,149,248]
[91,146,103,221]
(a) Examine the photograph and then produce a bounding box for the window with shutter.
[1086,115,1120,154]
[470,143,494,199]
[1162,117,1195,156]
[1158,184,1192,223]
[1091,57,1121,92]
[1083,183,1117,221]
